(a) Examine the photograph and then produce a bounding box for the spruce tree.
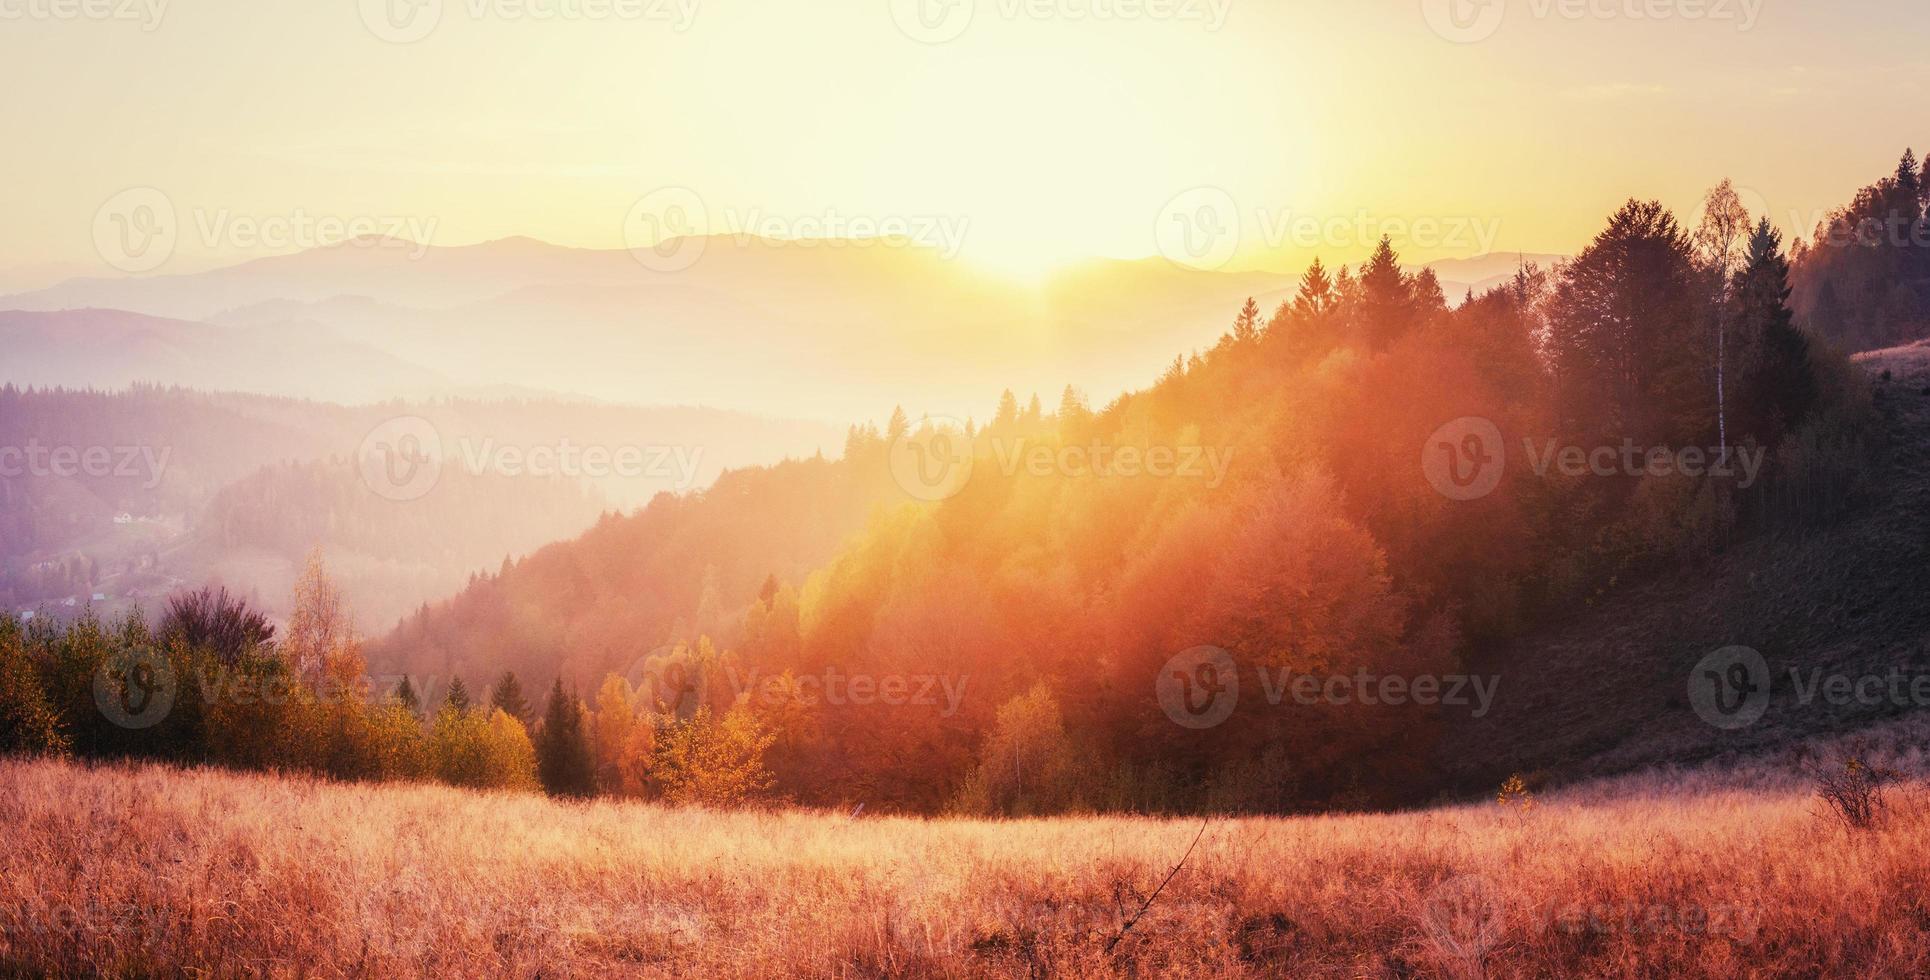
[1231,297,1261,345]
[395,675,420,714]
[536,678,596,797]
[1732,218,1814,443]
[490,670,530,723]
[445,676,472,714]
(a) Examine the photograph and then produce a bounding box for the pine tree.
[445,676,472,714]
[886,405,910,441]
[1056,385,1090,430]
[395,675,421,714]
[536,678,596,797]
[1732,218,1814,444]
[1358,236,1414,350]
[992,389,1020,430]
[490,670,530,723]
[1231,296,1261,345]
[1291,258,1335,320]
[1547,200,1708,445]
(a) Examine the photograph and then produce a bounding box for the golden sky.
[4,0,1928,282]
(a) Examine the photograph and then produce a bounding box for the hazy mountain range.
[0,239,1565,422]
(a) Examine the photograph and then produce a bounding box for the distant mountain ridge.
[0,239,1551,421]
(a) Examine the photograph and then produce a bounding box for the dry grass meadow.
[5,723,1930,979]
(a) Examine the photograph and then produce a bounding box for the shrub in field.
[1814,756,1898,830]
[648,704,776,808]
[0,618,66,755]
[159,586,275,666]
[431,706,539,791]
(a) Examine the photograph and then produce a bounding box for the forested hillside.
[364,184,1869,812]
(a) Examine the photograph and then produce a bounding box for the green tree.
[1547,200,1709,445]
[444,676,473,714]
[489,670,529,723]
[395,675,421,715]
[1732,218,1815,445]
[0,619,67,755]
[536,678,595,797]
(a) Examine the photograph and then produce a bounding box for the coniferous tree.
[445,676,472,714]
[1231,297,1261,346]
[395,675,421,715]
[1358,236,1414,350]
[1732,218,1815,444]
[992,389,1020,430]
[536,678,596,797]
[1546,200,1708,445]
[1292,258,1335,319]
[490,670,530,723]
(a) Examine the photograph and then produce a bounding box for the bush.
[432,707,538,791]
[648,704,775,809]
[0,618,67,755]
[1814,756,1898,831]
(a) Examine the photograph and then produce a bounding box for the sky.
[4,0,1929,285]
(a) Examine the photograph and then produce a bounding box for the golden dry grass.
[3,739,1929,979]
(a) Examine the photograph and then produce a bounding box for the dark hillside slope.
[1437,343,1930,793]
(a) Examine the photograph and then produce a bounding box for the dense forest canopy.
[3,160,1898,813]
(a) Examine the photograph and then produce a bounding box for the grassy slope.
[2,723,1928,979]
[1434,343,1930,796]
